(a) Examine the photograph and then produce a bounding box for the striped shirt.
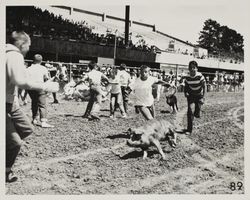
[184,72,205,96]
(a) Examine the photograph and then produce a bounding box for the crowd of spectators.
[6,6,243,62]
[6,6,155,52]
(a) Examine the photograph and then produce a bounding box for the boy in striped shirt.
[184,61,206,135]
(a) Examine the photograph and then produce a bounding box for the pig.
[166,94,178,113]
[126,120,177,160]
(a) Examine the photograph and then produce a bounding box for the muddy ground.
[6,91,244,194]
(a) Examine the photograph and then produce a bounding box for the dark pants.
[52,92,58,101]
[187,96,203,133]
[6,103,34,169]
[121,86,131,114]
[84,86,102,116]
[28,90,47,121]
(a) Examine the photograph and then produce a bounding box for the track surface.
[6,92,244,194]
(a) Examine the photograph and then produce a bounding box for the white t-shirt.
[86,70,103,85]
[133,76,158,106]
[118,70,131,87]
[108,76,121,94]
[27,63,49,83]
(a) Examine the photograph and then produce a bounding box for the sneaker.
[121,114,127,118]
[109,115,116,120]
[41,122,54,128]
[6,170,18,183]
[185,131,192,135]
[32,119,40,126]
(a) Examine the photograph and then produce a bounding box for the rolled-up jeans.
[6,103,34,168]
[28,90,47,121]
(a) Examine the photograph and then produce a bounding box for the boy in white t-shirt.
[133,65,170,120]
[107,67,127,119]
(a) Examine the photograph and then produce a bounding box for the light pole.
[113,29,118,65]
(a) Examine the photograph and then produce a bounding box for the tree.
[198,19,244,56]
[198,19,221,53]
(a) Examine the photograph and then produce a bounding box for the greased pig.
[127,120,177,160]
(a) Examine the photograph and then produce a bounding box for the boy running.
[184,60,206,135]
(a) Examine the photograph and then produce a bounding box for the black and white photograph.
[1,0,249,198]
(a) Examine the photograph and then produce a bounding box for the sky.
[2,0,249,44]
[35,0,249,45]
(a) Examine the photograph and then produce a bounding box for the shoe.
[82,114,90,118]
[185,131,192,135]
[88,115,101,121]
[109,115,116,120]
[32,119,40,126]
[194,113,200,118]
[53,99,59,104]
[6,170,18,183]
[121,114,127,118]
[41,122,54,128]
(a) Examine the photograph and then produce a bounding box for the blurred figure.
[118,63,132,114]
[107,66,127,119]
[76,61,109,120]
[52,63,68,104]
[6,31,59,182]
[27,54,54,128]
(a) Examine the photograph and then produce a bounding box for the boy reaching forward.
[184,61,206,135]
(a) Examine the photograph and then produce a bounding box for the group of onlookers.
[6,6,154,52]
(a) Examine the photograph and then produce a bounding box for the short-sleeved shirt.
[6,44,27,105]
[133,76,158,106]
[108,76,121,94]
[185,72,205,96]
[27,64,49,83]
[118,70,131,87]
[86,70,103,86]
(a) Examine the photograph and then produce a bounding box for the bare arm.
[155,79,171,87]
[101,73,109,82]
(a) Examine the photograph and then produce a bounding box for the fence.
[24,60,244,93]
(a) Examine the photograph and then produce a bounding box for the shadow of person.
[107,133,130,140]
[160,110,171,114]
[120,150,160,160]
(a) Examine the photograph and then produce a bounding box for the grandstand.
[6,5,244,75]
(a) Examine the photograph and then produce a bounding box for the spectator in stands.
[27,54,55,128]
[184,61,206,135]
[133,65,170,120]
[118,63,132,114]
[6,31,59,182]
